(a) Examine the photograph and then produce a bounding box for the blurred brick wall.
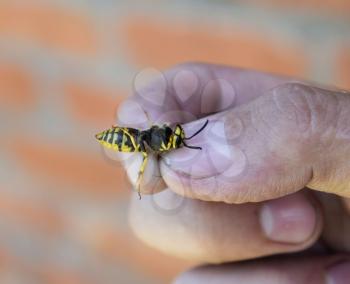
[0,1,349,283]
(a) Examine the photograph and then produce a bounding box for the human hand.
[117,63,350,283]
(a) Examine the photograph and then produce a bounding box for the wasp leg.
[136,151,148,199]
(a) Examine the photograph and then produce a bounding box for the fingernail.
[163,118,234,178]
[259,193,317,244]
[326,260,350,284]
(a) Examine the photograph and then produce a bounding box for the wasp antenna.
[143,110,154,128]
[183,141,202,150]
[184,120,209,140]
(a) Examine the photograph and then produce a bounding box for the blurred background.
[0,0,349,283]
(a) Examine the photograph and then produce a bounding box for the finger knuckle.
[272,83,340,139]
[271,82,317,135]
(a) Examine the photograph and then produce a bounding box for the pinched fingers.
[116,63,289,195]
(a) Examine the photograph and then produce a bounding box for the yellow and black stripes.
[96,124,186,153]
[95,120,208,199]
[96,127,142,152]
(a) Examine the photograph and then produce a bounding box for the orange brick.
[0,247,13,270]
[92,229,194,283]
[0,191,64,235]
[122,18,306,77]
[38,268,90,284]
[336,46,350,90]
[247,0,350,15]
[64,82,126,127]
[0,63,36,110]
[0,3,98,56]
[0,246,89,284]
[10,139,129,197]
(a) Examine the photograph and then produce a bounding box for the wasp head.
[171,125,184,148]
[176,120,209,150]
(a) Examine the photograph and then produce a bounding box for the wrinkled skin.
[118,63,350,283]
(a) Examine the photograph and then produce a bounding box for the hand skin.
[117,63,350,283]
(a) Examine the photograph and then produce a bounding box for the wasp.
[95,120,209,198]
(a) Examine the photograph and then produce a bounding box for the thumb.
[160,82,350,203]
